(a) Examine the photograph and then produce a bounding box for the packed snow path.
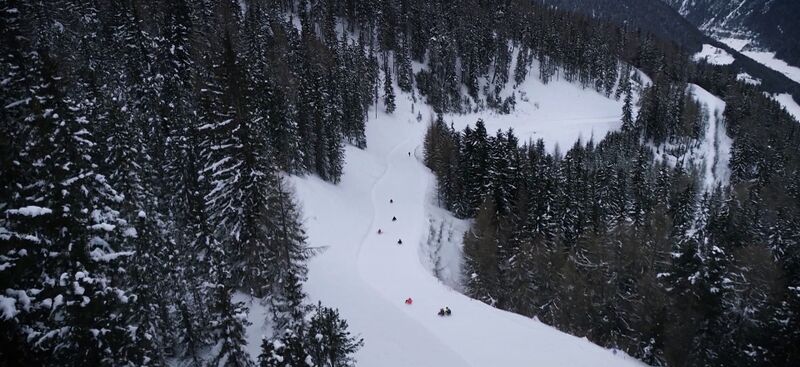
[289,97,643,366]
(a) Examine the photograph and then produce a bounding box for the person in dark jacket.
[392,216,397,221]
[397,239,403,245]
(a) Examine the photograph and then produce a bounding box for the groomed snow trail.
[287,83,644,365]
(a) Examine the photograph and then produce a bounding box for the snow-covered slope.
[442,58,633,153]
[664,0,800,68]
[693,44,734,65]
[690,84,732,189]
[720,38,800,85]
[716,38,800,122]
[285,85,643,366]
[773,93,800,122]
[650,84,732,190]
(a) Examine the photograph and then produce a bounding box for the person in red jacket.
[405,298,413,305]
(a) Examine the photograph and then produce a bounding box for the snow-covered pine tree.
[459,120,491,217]
[322,70,346,183]
[241,2,300,174]
[491,37,511,95]
[305,303,364,367]
[199,21,281,296]
[487,129,520,216]
[621,74,635,133]
[175,122,223,363]
[258,329,309,367]
[3,41,136,364]
[423,115,447,171]
[383,57,396,114]
[0,0,29,221]
[661,190,732,364]
[208,256,254,367]
[395,37,413,93]
[519,141,563,320]
[422,115,463,211]
[337,39,367,150]
[267,177,312,329]
[501,171,538,316]
[293,33,325,174]
[1,3,48,362]
[463,198,503,306]
[119,212,170,365]
[615,64,632,100]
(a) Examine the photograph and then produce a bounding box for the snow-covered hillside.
[715,37,800,121]
[773,93,800,121]
[647,84,731,190]
[688,84,732,189]
[224,44,742,363]
[693,44,734,65]
[720,38,800,85]
[219,61,649,366]
[442,59,628,153]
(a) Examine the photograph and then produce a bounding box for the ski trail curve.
[355,130,472,366]
[294,93,645,366]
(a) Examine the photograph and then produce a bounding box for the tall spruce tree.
[383,57,396,114]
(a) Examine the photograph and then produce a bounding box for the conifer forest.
[2,0,800,366]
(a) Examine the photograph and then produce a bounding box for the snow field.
[693,44,735,65]
[443,59,628,153]
[274,61,645,365]
[717,37,800,122]
[719,37,800,85]
[773,93,800,122]
[690,84,732,189]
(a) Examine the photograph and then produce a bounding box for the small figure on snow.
[444,307,451,316]
[438,308,446,317]
[405,298,413,305]
[408,152,411,157]
[390,199,394,203]
[392,216,397,222]
[378,229,383,234]
[397,239,403,245]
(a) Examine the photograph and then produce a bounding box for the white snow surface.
[691,84,732,190]
[277,71,644,365]
[419,204,470,291]
[440,58,629,153]
[742,51,800,84]
[716,37,800,123]
[719,37,800,85]
[736,72,761,85]
[773,93,800,122]
[694,44,735,65]
[718,37,750,52]
[234,291,272,359]
[0,295,17,319]
[6,206,52,217]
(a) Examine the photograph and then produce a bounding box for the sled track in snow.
[354,131,471,365]
[295,85,646,366]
